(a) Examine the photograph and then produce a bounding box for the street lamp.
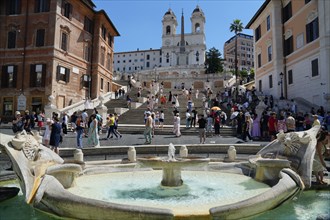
[279,72,284,100]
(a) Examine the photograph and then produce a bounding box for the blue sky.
[94,0,264,55]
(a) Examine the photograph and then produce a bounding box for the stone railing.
[58,92,113,116]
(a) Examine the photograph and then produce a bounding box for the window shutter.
[61,0,64,15]
[41,64,46,86]
[56,65,61,81]
[30,64,35,87]
[306,24,310,43]
[8,31,16,49]
[1,66,7,87]
[35,0,39,12]
[84,17,87,31]
[5,0,10,15]
[17,0,22,14]
[13,65,18,87]
[80,75,83,89]
[69,3,73,19]
[45,0,50,12]
[65,68,70,82]
[36,29,45,47]
[90,21,94,34]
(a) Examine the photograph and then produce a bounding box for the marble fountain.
[0,126,321,219]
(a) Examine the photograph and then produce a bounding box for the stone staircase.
[102,83,236,136]
[117,87,205,125]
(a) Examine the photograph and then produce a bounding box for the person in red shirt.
[268,112,278,141]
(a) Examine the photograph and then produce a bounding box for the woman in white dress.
[42,118,52,147]
[173,113,181,137]
[195,89,199,99]
[88,114,100,147]
[172,94,180,108]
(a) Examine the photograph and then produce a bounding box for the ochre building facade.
[0,0,119,121]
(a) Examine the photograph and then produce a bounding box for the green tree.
[205,47,223,74]
[230,19,243,100]
[249,68,255,79]
[239,69,255,83]
[239,69,248,78]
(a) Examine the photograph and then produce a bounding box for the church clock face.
[165,39,171,46]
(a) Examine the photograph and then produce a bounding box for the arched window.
[195,23,201,32]
[166,26,171,35]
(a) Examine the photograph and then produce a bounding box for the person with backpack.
[30,111,36,130]
[50,117,62,154]
[94,109,103,134]
[62,112,69,135]
[24,110,32,132]
[214,114,221,136]
[75,115,84,149]
[190,108,198,128]
[37,111,45,132]
[106,114,118,139]
[12,111,25,133]
[197,114,207,144]
[113,113,122,138]
[70,112,78,133]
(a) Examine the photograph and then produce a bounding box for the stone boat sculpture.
[0,126,320,220]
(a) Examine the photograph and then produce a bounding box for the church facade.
[113,6,206,74]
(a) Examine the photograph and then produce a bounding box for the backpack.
[30,114,35,126]
[12,120,24,133]
[96,114,103,126]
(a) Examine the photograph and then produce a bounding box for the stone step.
[105,125,236,136]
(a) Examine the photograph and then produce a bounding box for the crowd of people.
[10,82,329,167]
[11,108,125,154]
[231,98,330,143]
[139,82,234,144]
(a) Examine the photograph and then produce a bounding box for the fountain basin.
[0,132,312,220]
[137,157,210,186]
[36,167,301,219]
[66,169,272,217]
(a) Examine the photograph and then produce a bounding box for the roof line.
[245,0,271,29]
[225,33,253,44]
[96,10,120,36]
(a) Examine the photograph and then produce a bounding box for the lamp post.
[279,72,284,100]
[234,34,238,101]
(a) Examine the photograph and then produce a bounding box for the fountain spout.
[168,143,176,161]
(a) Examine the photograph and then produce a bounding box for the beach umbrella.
[211,106,221,111]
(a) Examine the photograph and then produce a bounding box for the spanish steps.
[103,80,236,136]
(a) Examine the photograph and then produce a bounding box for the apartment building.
[114,49,162,74]
[246,0,330,108]
[0,0,119,121]
[223,33,254,73]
